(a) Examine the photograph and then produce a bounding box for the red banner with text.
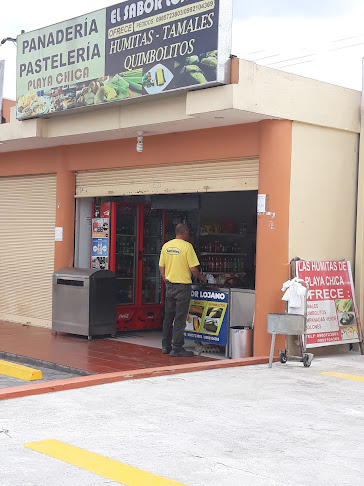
[296,260,362,348]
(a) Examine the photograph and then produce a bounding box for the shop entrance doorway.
[76,191,257,358]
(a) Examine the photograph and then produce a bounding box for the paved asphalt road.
[1,352,363,485]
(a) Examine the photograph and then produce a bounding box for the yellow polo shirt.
[159,239,200,284]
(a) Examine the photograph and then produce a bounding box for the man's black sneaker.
[170,348,195,358]
[162,347,172,354]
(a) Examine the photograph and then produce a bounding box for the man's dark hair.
[175,223,189,236]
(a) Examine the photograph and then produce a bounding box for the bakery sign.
[16,0,232,119]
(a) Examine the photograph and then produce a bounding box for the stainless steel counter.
[191,285,255,328]
[229,288,255,328]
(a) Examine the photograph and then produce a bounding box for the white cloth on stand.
[281,277,307,315]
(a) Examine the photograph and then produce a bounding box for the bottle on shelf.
[127,262,133,278]
[145,281,150,301]
[145,258,150,276]
[223,257,228,272]
[144,220,150,236]
[127,284,133,303]
[237,257,244,272]
[215,257,219,273]
[229,258,234,272]
[209,256,214,272]
[226,258,231,272]
[150,260,155,273]
[201,259,205,272]
[239,222,247,235]
[150,282,156,302]
[205,258,209,273]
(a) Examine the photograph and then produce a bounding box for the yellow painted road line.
[322,372,364,382]
[0,360,42,381]
[24,440,187,486]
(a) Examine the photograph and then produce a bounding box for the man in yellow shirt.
[159,223,207,357]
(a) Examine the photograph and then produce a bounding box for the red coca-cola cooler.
[109,203,165,331]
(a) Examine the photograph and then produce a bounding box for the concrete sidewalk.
[0,352,363,486]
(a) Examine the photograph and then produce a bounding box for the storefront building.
[0,57,360,356]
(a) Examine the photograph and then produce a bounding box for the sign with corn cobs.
[16,0,232,119]
[296,260,363,348]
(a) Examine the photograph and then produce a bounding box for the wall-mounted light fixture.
[136,131,144,153]
[0,31,24,46]
[0,37,17,46]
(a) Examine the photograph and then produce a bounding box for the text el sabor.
[111,0,190,23]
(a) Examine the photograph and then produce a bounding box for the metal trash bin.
[52,267,117,340]
[229,327,253,359]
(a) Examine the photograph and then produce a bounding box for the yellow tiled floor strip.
[0,360,42,381]
[24,440,187,486]
[322,372,364,382]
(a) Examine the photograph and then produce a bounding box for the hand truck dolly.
[267,281,314,368]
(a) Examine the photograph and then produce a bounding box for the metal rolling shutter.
[0,174,56,328]
[76,158,259,197]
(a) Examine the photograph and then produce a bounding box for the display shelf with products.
[110,202,166,328]
[200,219,249,235]
[201,252,247,256]
[199,238,248,254]
[115,205,137,305]
[198,218,256,289]
[208,272,246,275]
[200,233,252,237]
[142,207,163,305]
[200,255,245,274]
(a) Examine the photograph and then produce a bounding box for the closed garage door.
[0,174,56,328]
[76,158,259,197]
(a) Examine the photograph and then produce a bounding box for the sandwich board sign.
[296,260,363,350]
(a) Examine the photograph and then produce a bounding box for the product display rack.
[109,206,201,331]
[201,253,247,256]
[109,203,165,331]
[198,228,254,286]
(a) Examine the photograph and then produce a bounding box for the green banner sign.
[16,0,232,119]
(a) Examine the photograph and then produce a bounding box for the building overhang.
[0,59,360,153]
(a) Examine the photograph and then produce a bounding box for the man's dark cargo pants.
[162,282,191,351]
